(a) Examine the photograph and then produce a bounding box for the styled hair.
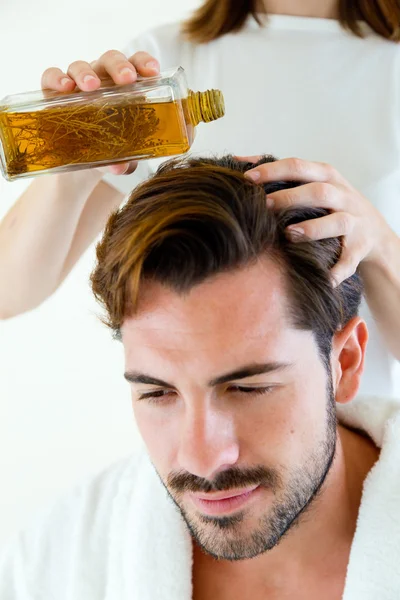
[90,154,363,366]
[182,0,400,43]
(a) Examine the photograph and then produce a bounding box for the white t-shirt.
[104,15,400,398]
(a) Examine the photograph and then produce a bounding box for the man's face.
[122,259,337,561]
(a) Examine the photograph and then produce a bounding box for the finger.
[92,49,138,84]
[41,67,76,92]
[330,245,361,287]
[67,60,101,91]
[121,161,139,175]
[245,157,343,185]
[267,182,342,210]
[234,154,262,163]
[285,212,355,243]
[92,50,160,85]
[129,51,160,76]
[103,161,138,175]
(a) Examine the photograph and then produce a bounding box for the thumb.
[106,161,138,175]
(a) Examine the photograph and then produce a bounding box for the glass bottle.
[0,67,225,181]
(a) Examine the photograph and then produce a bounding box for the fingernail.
[119,67,135,77]
[245,170,260,181]
[331,275,339,288]
[83,75,97,83]
[108,164,124,174]
[287,227,305,241]
[61,77,72,86]
[266,197,274,208]
[145,61,159,70]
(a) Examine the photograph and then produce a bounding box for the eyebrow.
[124,362,292,388]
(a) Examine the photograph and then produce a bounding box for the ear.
[331,317,368,405]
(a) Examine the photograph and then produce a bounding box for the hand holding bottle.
[41,50,161,176]
[1,60,224,181]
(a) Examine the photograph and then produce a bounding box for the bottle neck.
[187,89,225,126]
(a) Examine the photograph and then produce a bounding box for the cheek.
[131,363,329,476]
[132,402,179,475]
[245,377,329,467]
[239,390,299,465]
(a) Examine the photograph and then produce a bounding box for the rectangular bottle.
[0,67,225,181]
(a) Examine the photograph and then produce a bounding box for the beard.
[158,375,337,561]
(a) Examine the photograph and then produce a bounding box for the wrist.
[54,167,104,195]
[361,227,400,282]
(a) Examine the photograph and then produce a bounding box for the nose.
[177,402,240,481]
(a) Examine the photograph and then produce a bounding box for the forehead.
[121,259,297,359]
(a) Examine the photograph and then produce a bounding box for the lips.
[189,484,261,516]
[192,485,259,502]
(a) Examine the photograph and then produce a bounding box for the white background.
[0,0,200,548]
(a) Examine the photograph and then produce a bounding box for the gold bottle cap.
[188,89,225,125]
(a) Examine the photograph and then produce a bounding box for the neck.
[193,426,379,597]
[260,0,339,19]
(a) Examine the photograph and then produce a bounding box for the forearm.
[0,170,103,319]
[359,229,400,361]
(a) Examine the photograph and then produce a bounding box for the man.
[1,155,399,600]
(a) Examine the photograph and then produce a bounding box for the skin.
[40,49,161,176]
[264,0,339,19]
[121,259,379,599]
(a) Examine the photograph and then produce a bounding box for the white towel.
[1,394,400,600]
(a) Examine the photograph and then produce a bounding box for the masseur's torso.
[105,16,400,397]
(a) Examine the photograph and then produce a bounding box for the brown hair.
[90,155,363,366]
[182,0,400,43]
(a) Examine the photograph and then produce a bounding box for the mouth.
[189,484,261,516]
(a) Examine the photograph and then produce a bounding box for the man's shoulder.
[337,394,400,448]
[44,451,143,528]
[0,452,146,599]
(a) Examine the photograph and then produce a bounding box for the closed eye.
[136,386,274,404]
[137,389,175,402]
[228,386,273,396]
